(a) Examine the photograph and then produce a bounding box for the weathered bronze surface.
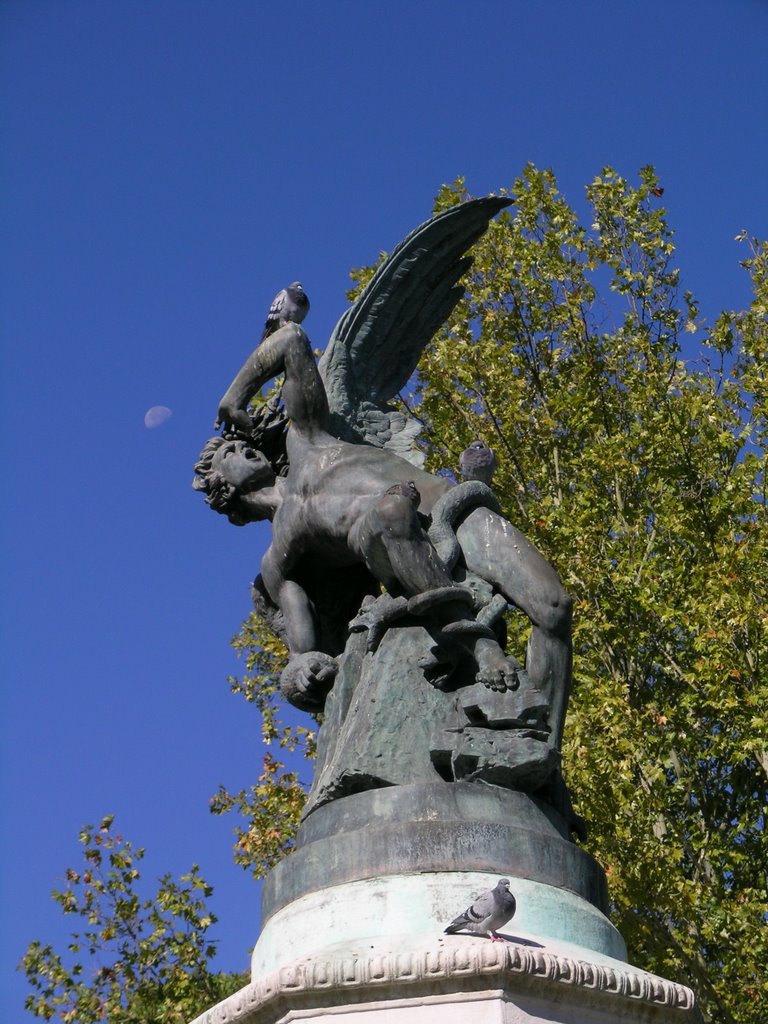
[195,199,579,831]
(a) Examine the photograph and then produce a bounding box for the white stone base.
[190,932,700,1024]
[231,987,669,1024]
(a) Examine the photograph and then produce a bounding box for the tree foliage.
[20,817,245,1023]
[411,167,766,1023]
[210,611,314,878]
[226,166,767,1023]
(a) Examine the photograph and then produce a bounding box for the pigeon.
[260,281,310,342]
[385,480,421,504]
[444,878,516,941]
[459,440,497,486]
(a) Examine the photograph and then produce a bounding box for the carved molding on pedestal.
[190,937,699,1023]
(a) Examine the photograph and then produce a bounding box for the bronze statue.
[195,199,578,829]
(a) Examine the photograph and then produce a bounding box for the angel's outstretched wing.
[318,196,511,464]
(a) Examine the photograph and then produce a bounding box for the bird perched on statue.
[260,282,310,342]
[459,440,497,486]
[444,878,516,941]
[385,480,421,504]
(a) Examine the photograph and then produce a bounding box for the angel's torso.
[272,431,451,567]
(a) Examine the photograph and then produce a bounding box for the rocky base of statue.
[303,589,570,823]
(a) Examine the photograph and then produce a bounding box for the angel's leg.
[456,507,573,749]
[260,545,339,712]
[350,486,456,596]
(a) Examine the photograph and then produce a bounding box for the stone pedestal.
[190,784,700,1023]
[191,932,698,1023]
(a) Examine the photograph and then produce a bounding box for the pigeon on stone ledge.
[260,281,310,342]
[459,440,497,486]
[444,878,516,941]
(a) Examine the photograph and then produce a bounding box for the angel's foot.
[474,638,519,693]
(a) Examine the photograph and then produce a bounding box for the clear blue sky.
[2,0,766,1016]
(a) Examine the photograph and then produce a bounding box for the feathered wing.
[444,889,496,934]
[318,196,512,465]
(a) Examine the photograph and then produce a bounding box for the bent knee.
[371,490,421,540]
[535,582,572,634]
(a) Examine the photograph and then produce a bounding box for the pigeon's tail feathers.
[443,920,465,935]
[259,320,278,344]
[443,903,485,934]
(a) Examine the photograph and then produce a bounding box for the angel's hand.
[215,402,253,434]
[280,652,338,712]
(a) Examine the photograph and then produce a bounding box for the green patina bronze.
[194,198,579,833]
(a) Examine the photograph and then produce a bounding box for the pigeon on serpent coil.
[459,440,497,486]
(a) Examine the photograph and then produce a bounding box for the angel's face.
[213,442,274,491]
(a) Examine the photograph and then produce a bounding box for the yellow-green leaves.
[415,167,767,1024]
[19,818,245,1023]
[214,612,314,878]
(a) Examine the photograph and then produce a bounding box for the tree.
[221,166,767,1024]
[209,614,311,876]
[413,168,767,1022]
[20,816,246,1023]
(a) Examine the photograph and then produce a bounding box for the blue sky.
[2,0,766,1015]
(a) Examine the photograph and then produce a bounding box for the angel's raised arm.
[216,323,330,436]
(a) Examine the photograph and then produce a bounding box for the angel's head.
[193,436,278,524]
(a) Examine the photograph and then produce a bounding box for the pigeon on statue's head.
[260,282,310,342]
[459,440,497,486]
[444,878,516,941]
